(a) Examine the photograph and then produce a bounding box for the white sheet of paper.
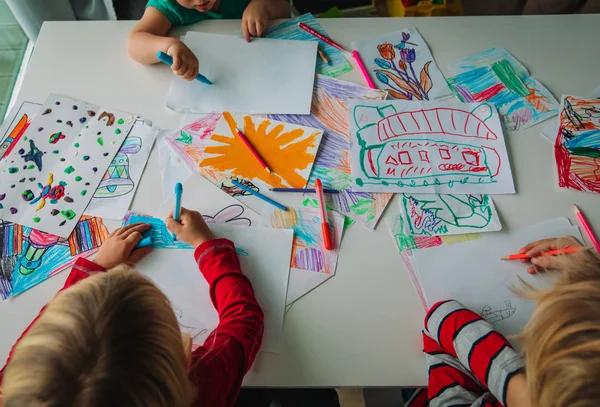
[349,99,515,194]
[412,217,582,338]
[158,173,260,227]
[136,224,293,353]
[399,193,501,236]
[260,206,345,305]
[540,85,600,143]
[166,32,317,115]
[0,101,42,158]
[156,130,193,201]
[352,28,453,101]
[84,120,157,219]
[0,94,135,237]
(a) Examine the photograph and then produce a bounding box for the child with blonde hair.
[0,207,263,407]
[128,0,290,80]
[407,236,600,407]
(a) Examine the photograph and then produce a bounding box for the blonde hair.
[1,266,196,407]
[520,248,600,407]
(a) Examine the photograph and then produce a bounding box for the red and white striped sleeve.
[423,300,523,407]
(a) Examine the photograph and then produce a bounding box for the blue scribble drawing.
[265,13,351,78]
[123,213,192,249]
[21,139,44,171]
[0,216,108,300]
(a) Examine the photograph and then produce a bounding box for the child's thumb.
[531,255,560,270]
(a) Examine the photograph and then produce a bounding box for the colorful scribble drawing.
[401,193,501,236]
[351,101,516,194]
[262,207,343,274]
[0,216,108,300]
[271,75,392,229]
[123,212,192,249]
[94,136,142,198]
[447,47,558,131]
[0,101,40,159]
[555,96,600,194]
[199,112,323,189]
[164,76,391,228]
[373,33,433,100]
[265,13,352,78]
[481,301,516,325]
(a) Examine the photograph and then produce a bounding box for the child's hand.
[519,236,583,274]
[166,207,213,248]
[93,223,153,269]
[242,0,270,42]
[166,41,199,81]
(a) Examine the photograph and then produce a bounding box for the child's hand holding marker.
[165,41,199,81]
[93,223,153,269]
[166,207,213,248]
[516,236,584,274]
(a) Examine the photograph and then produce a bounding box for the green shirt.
[147,0,251,27]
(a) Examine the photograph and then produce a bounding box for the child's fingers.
[126,247,152,265]
[524,238,560,257]
[166,217,184,234]
[242,20,251,42]
[171,52,181,71]
[120,223,151,239]
[531,255,562,270]
[255,20,264,37]
[114,222,146,236]
[124,230,144,246]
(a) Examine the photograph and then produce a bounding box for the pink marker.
[352,50,376,89]
[315,178,332,250]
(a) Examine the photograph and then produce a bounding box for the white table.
[1,15,599,387]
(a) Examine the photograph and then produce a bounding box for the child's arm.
[423,300,524,407]
[128,7,199,80]
[242,0,290,42]
[166,209,264,407]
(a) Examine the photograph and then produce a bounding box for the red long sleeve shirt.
[0,238,264,407]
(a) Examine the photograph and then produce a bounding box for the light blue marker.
[135,236,154,249]
[230,179,287,211]
[172,182,183,240]
[156,51,213,85]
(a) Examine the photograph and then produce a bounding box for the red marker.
[235,127,271,173]
[298,22,347,53]
[315,178,332,250]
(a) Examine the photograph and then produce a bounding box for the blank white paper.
[166,32,317,115]
[412,217,582,338]
[137,224,293,353]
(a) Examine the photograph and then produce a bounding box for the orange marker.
[315,178,332,250]
[501,247,583,260]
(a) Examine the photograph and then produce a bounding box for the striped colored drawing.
[555,95,600,194]
[261,207,344,274]
[400,193,501,236]
[265,13,351,78]
[199,112,323,189]
[349,100,515,194]
[0,216,109,300]
[0,101,41,158]
[447,47,558,131]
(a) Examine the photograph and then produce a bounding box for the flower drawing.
[373,32,433,100]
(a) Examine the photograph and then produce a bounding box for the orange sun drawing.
[199,112,322,188]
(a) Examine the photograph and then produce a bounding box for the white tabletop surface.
[1,14,600,387]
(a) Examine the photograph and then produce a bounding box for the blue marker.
[231,179,287,211]
[156,51,212,85]
[172,182,183,240]
[135,236,154,249]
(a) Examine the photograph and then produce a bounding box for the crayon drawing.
[261,207,344,274]
[0,216,109,300]
[0,101,41,158]
[447,47,558,131]
[0,94,136,238]
[554,95,600,194]
[85,120,158,219]
[271,75,392,229]
[399,193,501,236]
[349,100,515,194]
[199,112,323,189]
[265,13,352,78]
[352,28,453,101]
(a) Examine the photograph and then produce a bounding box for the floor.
[0,0,27,120]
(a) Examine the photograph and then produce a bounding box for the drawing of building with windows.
[353,103,502,189]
